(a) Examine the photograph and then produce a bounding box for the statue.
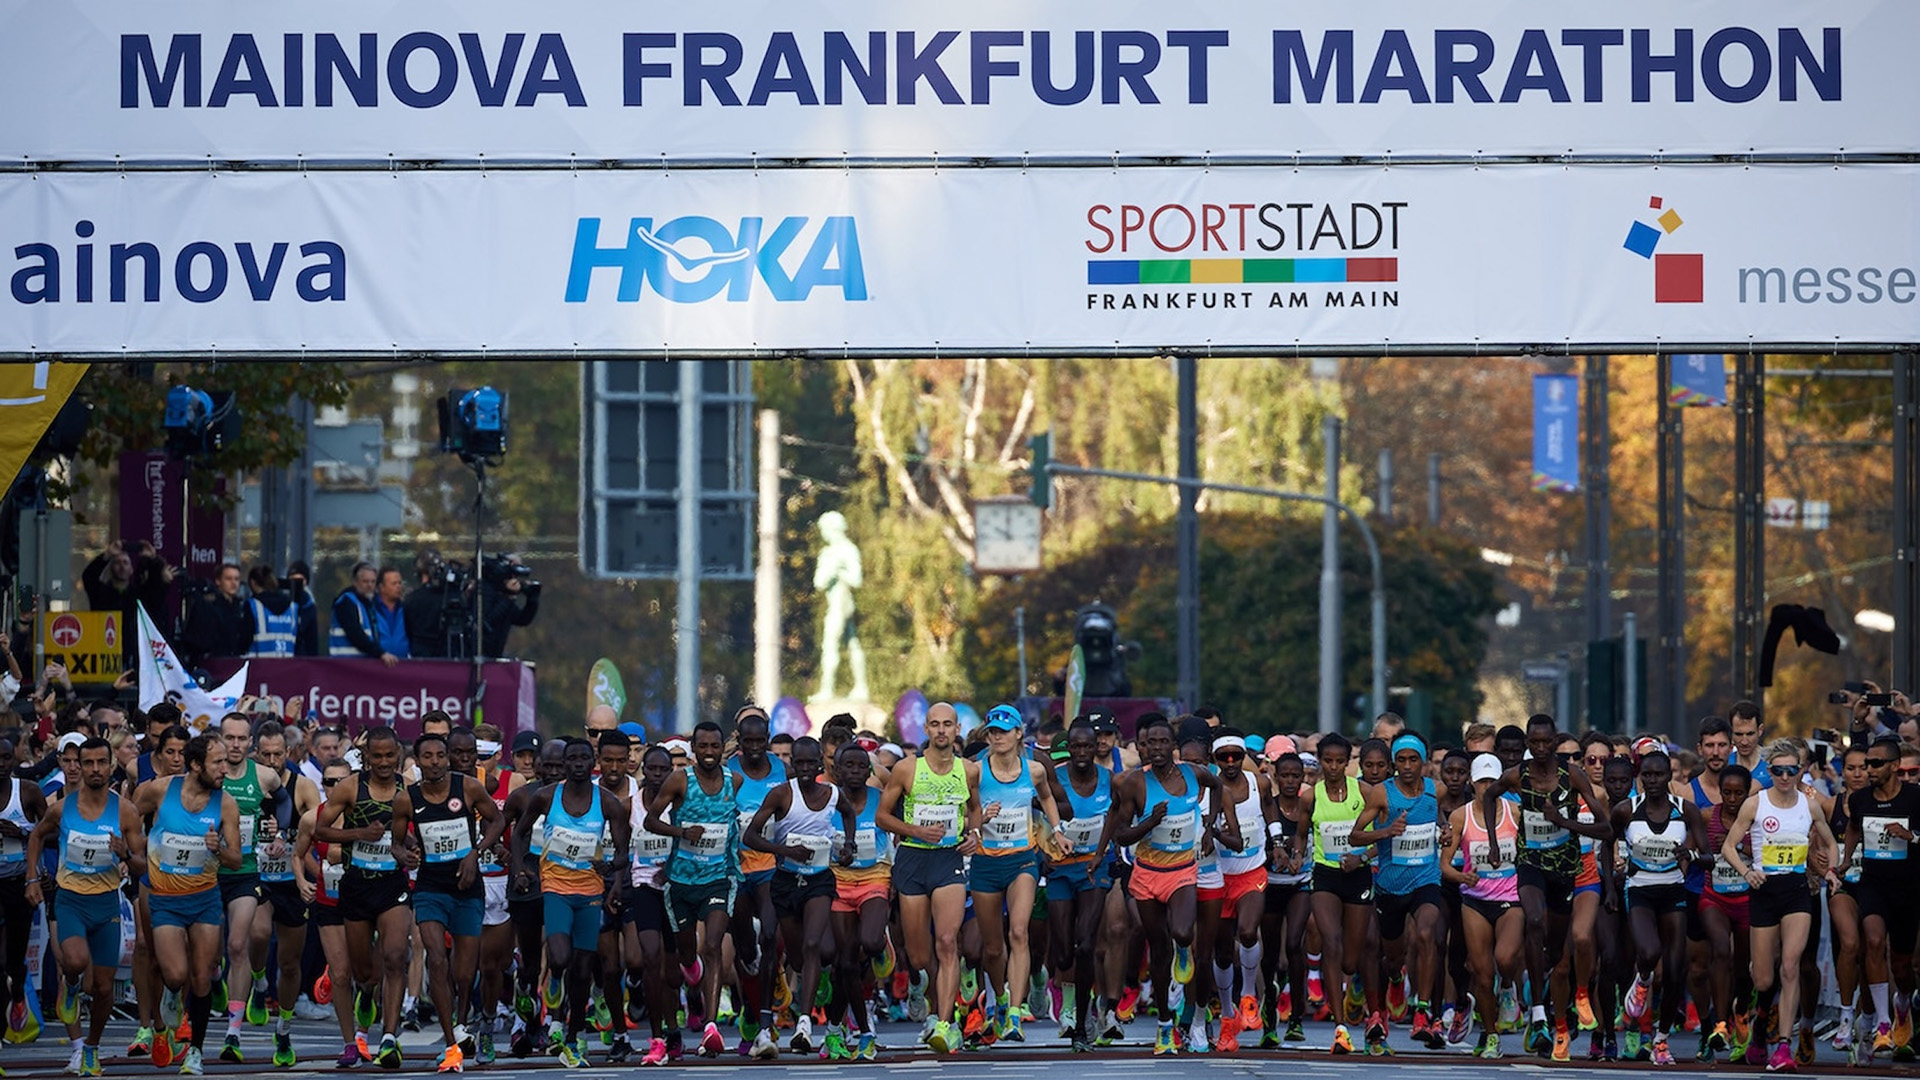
[810,510,870,702]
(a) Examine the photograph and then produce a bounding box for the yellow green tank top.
[1312,777,1367,869]
[900,755,968,850]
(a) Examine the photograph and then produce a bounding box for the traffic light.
[1028,432,1051,508]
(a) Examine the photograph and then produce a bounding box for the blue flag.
[1669,354,1728,407]
[1531,374,1579,493]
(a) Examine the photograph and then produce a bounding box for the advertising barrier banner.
[202,656,536,740]
[4,165,1918,355]
[0,0,1907,163]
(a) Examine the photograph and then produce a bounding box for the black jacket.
[181,591,253,667]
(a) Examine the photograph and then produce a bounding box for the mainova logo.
[1622,196,1701,304]
[564,215,866,303]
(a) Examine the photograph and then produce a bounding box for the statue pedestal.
[804,698,889,737]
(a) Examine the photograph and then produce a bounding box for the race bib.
[1577,809,1597,856]
[1759,837,1808,874]
[983,804,1028,846]
[1522,809,1569,850]
[237,814,257,856]
[0,835,24,864]
[680,824,728,859]
[1317,820,1354,859]
[737,810,759,841]
[545,825,598,868]
[632,829,672,865]
[321,861,345,895]
[158,832,208,873]
[1468,835,1517,875]
[789,834,833,870]
[1863,816,1910,860]
[1711,857,1751,894]
[64,832,113,872]
[1233,809,1265,855]
[1149,810,1196,851]
[1059,816,1103,855]
[351,834,395,871]
[1390,822,1438,866]
[853,825,882,864]
[912,803,959,840]
[1632,834,1678,872]
[256,843,291,880]
[418,819,473,864]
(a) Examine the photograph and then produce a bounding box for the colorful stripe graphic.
[1087,257,1397,286]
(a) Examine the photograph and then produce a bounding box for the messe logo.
[1622,197,1702,304]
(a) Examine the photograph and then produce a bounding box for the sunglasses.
[1902,767,1920,778]
[322,776,343,787]
[1584,754,1610,766]
[1768,764,1800,777]
[1868,757,1897,767]
[1214,752,1245,763]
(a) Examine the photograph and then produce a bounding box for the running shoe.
[1696,1029,1712,1062]
[1057,1001,1077,1041]
[748,1026,776,1060]
[128,1026,154,1058]
[79,1045,101,1078]
[178,1047,204,1077]
[63,1044,83,1076]
[1172,945,1195,985]
[6,1000,35,1045]
[1602,1032,1619,1061]
[1767,1039,1796,1072]
[1651,1032,1674,1066]
[1330,1023,1352,1055]
[857,1031,878,1061]
[606,1036,633,1063]
[354,988,377,1031]
[1833,1017,1855,1053]
[1796,1025,1816,1066]
[1574,987,1597,1031]
[1475,1032,1501,1059]
[1285,1018,1306,1043]
[1525,1017,1550,1056]
[1154,1022,1177,1056]
[872,941,896,981]
[476,1033,495,1066]
[1217,1012,1240,1053]
[1238,994,1261,1032]
[1875,1021,1896,1059]
[56,982,82,1026]
[1365,1015,1390,1056]
[1100,1009,1124,1045]
[543,974,565,1015]
[928,1019,956,1055]
[334,1044,359,1070]
[1897,1006,1913,1051]
[1004,1011,1025,1042]
[1386,976,1408,1022]
[1071,1032,1094,1054]
[640,1038,669,1066]
[1115,985,1140,1023]
[247,981,269,1027]
[589,995,612,1033]
[1345,980,1367,1025]
[771,969,794,1015]
[1409,1009,1431,1047]
[1746,1028,1771,1066]
[1187,1015,1210,1054]
[1446,999,1473,1046]
[1497,985,1520,1032]
[821,1028,851,1061]
[273,1030,296,1068]
[791,1015,815,1054]
[1708,1020,1730,1054]
[375,1035,402,1070]
[220,1035,243,1063]
[1731,1009,1752,1048]
[150,1027,177,1069]
[558,1036,588,1068]
[1623,976,1651,1021]
[1552,1022,1572,1062]
[699,1022,725,1058]
[435,1046,464,1074]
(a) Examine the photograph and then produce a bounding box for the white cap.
[56,732,86,753]
[1471,753,1502,783]
[878,743,903,758]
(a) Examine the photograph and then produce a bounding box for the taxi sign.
[40,611,124,683]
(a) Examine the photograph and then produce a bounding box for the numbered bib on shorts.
[1522,809,1568,850]
[159,832,208,873]
[1759,835,1808,875]
[351,833,396,871]
[419,818,473,864]
[1149,810,1195,852]
[1059,815,1103,856]
[1390,822,1438,866]
[545,824,598,870]
[912,802,958,841]
[1710,857,1750,894]
[1863,816,1910,860]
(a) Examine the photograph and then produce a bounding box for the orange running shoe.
[1218,1012,1242,1053]
[1239,995,1261,1032]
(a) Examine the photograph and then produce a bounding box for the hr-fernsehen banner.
[1531,374,1579,493]
[0,0,1909,162]
[4,164,1919,355]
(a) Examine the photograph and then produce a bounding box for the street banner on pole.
[1531,373,1580,493]
[1669,354,1729,406]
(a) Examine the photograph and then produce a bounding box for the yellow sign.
[0,361,88,489]
[40,610,124,683]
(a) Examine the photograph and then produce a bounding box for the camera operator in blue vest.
[244,565,300,658]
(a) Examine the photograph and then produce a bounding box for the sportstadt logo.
[1622,196,1702,304]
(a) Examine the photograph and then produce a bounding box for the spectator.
[180,562,252,667]
[0,629,20,709]
[328,561,392,665]
[284,560,320,656]
[80,539,174,647]
[480,564,539,659]
[298,725,344,787]
[371,567,411,660]
[244,565,301,658]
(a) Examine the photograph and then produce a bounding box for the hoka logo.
[564,215,866,303]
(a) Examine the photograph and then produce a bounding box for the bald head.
[586,705,619,742]
[925,702,959,750]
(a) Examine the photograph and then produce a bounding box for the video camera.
[481,553,536,589]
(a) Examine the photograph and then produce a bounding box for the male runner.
[1841,735,1920,1057]
[827,743,889,1061]
[0,735,47,1047]
[252,720,319,1067]
[1510,715,1609,1058]
[1103,713,1236,1056]
[624,745,681,1065]
[876,702,978,1054]
[591,731,639,1062]
[294,759,358,1067]
[27,738,146,1077]
[1045,719,1112,1052]
[314,727,416,1069]
[1730,702,1768,787]
[644,721,740,1058]
[214,713,287,1062]
[131,735,243,1076]
[395,732,505,1073]
[726,710,786,1056]
[460,727,515,1065]
[746,736,858,1057]
[1304,733,1389,1055]
[499,740,564,1057]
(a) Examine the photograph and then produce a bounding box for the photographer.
[285,560,320,656]
[402,548,450,660]
[81,539,173,661]
[479,554,539,659]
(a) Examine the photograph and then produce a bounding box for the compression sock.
[1213,962,1235,1003]
[188,993,212,1050]
[1873,984,1892,1023]
[1237,943,1261,1005]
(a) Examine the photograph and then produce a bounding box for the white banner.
[4,165,1919,354]
[0,0,1910,162]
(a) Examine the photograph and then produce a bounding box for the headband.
[1298,753,1319,769]
[475,740,501,758]
[1391,734,1427,760]
[1212,735,1248,754]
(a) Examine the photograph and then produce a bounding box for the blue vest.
[248,599,298,658]
[328,591,376,657]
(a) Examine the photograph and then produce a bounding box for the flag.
[1530,374,1580,493]
[0,362,87,490]
[1064,644,1087,720]
[1669,354,1728,407]
[136,603,247,731]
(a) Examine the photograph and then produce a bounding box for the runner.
[1303,733,1390,1055]
[622,745,681,1066]
[515,737,627,1068]
[1206,729,1274,1054]
[828,743,889,1061]
[499,740,564,1058]
[1823,744,1869,1060]
[295,759,362,1067]
[131,734,243,1077]
[1432,749,1477,1048]
[463,727,517,1066]
[644,721,741,1059]
[1352,731,1446,1051]
[965,706,1066,1045]
[1044,719,1111,1052]
[26,737,145,1078]
[214,713,288,1063]
[745,736,858,1057]
[1611,749,1707,1067]
[394,731,506,1073]
[1719,740,1840,1072]
[251,720,319,1068]
[875,702,977,1054]
[1839,734,1920,1060]
[313,727,416,1070]
[1699,764,1754,1062]
[0,735,47,1048]
[1258,749,1313,1047]
[1442,754,1524,1059]
[1102,713,1236,1056]
[726,709,786,1057]
[590,731,639,1063]
[1510,714,1608,1059]
[1567,732,1614,1053]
